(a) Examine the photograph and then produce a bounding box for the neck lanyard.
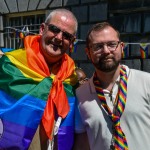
[93,67,128,150]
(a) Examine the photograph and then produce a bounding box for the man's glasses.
[90,41,120,52]
[46,24,75,42]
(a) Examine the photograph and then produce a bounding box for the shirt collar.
[89,65,130,94]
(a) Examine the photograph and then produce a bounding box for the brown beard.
[93,57,121,72]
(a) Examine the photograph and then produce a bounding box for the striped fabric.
[0,35,77,149]
[140,43,149,59]
[94,66,128,150]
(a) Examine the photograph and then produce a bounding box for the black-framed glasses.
[90,41,120,52]
[46,24,75,42]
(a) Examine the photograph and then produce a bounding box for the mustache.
[100,55,114,60]
[47,39,63,49]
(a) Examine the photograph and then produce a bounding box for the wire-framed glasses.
[90,41,120,52]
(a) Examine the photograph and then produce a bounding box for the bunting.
[122,43,129,58]
[7,26,35,39]
[140,43,149,59]
[70,39,78,53]
[4,26,150,58]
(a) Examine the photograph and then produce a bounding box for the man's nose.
[102,45,110,54]
[55,31,63,40]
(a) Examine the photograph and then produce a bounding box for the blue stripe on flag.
[0,90,46,129]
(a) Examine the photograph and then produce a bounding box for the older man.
[0,9,79,150]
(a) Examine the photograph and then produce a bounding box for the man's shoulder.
[76,78,95,100]
[123,64,150,78]
[76,79,91,93]
[129,68,150,85]
[130,68,150,77]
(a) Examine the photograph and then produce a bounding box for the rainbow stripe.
[56,83,77,150]
[122,43,129,58]
[140,43,149,59]
[94,67,128,150]
[0,49,77,149]
[70,40,78,53]
[0,54,49,149]
[0,48,13,53]
[57,96,75,150]
[19,32,25,39]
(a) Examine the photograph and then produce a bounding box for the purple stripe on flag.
[57,126,74,150]
[0,119,36,150]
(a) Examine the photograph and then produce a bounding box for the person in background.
[75,22,150,150]
[0,8,80,150]
[75,67,88,86]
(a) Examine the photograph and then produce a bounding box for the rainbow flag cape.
[140,43,149,59]
[56,86,76,150]
[0,35,78,149]
[0,51,50,149]
[0,48,13,53]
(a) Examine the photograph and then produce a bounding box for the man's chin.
[46,44,60,51]
[44,52,62,64]
[45,46,61,55]
[95,63,119,72]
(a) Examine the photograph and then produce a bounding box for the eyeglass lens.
[92,41,120,52]
[47,24,74,41]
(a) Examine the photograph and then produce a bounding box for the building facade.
[0,0,150,77]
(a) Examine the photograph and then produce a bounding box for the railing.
[3,24,40,49]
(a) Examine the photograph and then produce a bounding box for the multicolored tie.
[94,66,128,150]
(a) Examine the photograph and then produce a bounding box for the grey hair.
[45,8,78,34]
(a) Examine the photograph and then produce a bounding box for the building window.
[4,14,45,49]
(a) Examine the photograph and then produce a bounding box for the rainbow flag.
[19,32,25,39]
[57,85,76,150]
[0,50,77,149]
[0,50,51,149]
[140,43,149,59]
[122,43,129,58]
[0,48,13,53]
[0,36,78,149]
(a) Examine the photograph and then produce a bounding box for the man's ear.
[85,47,91,60]
[39,23,45,35]
[69,44,73,53]
[120,42,124,56]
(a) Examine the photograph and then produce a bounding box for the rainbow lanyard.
[93,67,128,150]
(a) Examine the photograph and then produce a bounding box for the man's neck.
[48,60,62,75]
[95,65,121,91]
